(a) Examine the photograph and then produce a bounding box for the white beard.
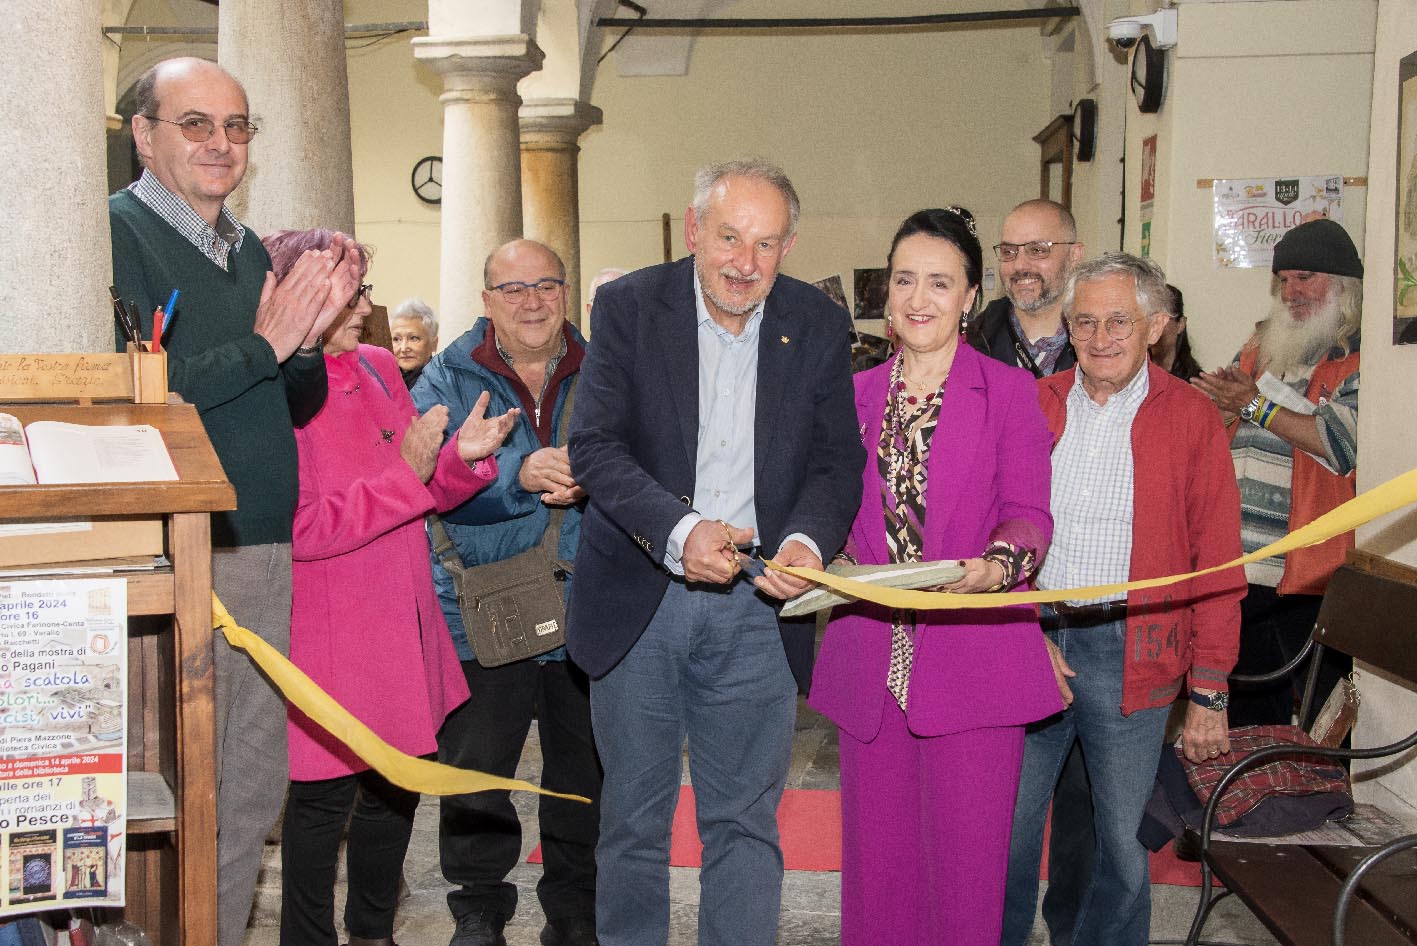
[1257,291,1345,378]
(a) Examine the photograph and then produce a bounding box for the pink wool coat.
[288,344,494,781]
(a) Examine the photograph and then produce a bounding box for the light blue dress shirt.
[664,269,818,574]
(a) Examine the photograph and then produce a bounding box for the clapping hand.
[456,391,518,464]
[399,405,448,483]
[306,234,365,345]
[253,249,336,361]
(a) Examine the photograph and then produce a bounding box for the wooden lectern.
[0,350,232,945]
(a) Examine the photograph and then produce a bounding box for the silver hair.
[1062,252,1170,319]
[690,158,801,238]
[588,267,628,304]
[390,297,438,336]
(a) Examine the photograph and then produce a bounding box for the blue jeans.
[1001,616,1171,946]
[590,578,797,946]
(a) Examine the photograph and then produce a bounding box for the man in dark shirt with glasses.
[970,199,1086,379]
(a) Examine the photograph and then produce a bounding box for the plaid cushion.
[1179,724,1351,827]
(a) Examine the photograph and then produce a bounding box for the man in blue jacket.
[412,239,599,946]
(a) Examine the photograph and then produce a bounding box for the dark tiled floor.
[243,696,1275,946]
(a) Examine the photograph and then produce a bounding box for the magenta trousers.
[838,696,1026,946]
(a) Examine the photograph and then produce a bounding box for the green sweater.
[109,189,326,547]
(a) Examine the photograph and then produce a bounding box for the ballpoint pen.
[153,288,179,354]
[109,286,139,347]
[127,301,147,352]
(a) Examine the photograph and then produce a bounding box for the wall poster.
[0,579,127,917]
[1212,175,1344,269]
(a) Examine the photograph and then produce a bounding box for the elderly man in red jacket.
[1002,253,1245,946]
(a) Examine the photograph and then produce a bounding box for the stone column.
[414,36,543,340]
[218,0,355,236]
[0,2,112,353]
[520,98,602,328]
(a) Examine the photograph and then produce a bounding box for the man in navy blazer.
[567,159,864,946]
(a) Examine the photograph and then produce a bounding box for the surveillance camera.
[1107,19,1145,50]
[1106,9,1178,50]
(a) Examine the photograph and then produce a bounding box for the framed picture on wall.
[853,268,888,322]
[1394,50,1417,343]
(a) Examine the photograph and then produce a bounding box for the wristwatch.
[1189,689,1229,711]
[1237,394,1263,423]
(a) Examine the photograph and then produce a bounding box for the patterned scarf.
[877,356,943,710]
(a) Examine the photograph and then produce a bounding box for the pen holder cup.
[126,346,168,404]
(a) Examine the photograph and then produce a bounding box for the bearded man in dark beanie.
[1193,217,1363,726]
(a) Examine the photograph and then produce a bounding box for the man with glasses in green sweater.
[109,56,361,946]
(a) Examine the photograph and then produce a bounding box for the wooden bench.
[1185,551,1417,946]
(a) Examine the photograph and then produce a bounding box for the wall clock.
[411,155,442,205]
[1130,35,1166,114]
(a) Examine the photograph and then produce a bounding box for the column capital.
[413,34,544,98]
[518,98,603,150]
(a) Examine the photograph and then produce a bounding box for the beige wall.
[577,0,1057,316]
[1353,0,1417,810]
[1127,0,1375,370]
[344,3,444,323]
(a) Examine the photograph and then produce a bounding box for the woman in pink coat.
[265,229,519,946]
[808,209,1063,946]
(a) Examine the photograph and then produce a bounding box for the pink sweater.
[288,345,494,781]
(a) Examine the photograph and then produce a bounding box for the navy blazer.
[566,257,866,691]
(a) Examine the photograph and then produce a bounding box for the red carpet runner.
[531,786,1206,884]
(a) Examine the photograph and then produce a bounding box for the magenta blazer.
[807,344,1064,742]
[289,344,495,781]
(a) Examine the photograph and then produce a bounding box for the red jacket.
[1038,362,1246,714]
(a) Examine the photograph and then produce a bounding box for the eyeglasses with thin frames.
[488,279,566,305]
[992,240,1077,262]
[145,115,259,145]
[1067,314,1141,342]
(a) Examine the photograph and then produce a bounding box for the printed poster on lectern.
[1213,175,1344,268]
[0,579,127,916]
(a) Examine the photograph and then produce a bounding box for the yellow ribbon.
[212,594,589,802]
[767,466,1417,611]
[207,467,1417,798]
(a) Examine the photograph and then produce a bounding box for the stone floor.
[242,697,1277,946]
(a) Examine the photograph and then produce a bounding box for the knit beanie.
[1271,218,1363,278]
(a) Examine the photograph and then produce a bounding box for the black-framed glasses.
[1067,314,1140,341]
[488,279,565,304]
[356,283,373,303]
[145,115,259,144]
[992,240,1077,262]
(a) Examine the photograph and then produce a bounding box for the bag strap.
[537,373,579,562]
[427,513,466,574]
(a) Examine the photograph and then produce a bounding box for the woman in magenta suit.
[264,229,518,946]
[808,208,1064,946]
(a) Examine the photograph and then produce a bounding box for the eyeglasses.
[356,283,373,302]
[1067,314,1141,341]
[488,279,565,304]
[145,115,259,144]
[992,241,1077,262]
